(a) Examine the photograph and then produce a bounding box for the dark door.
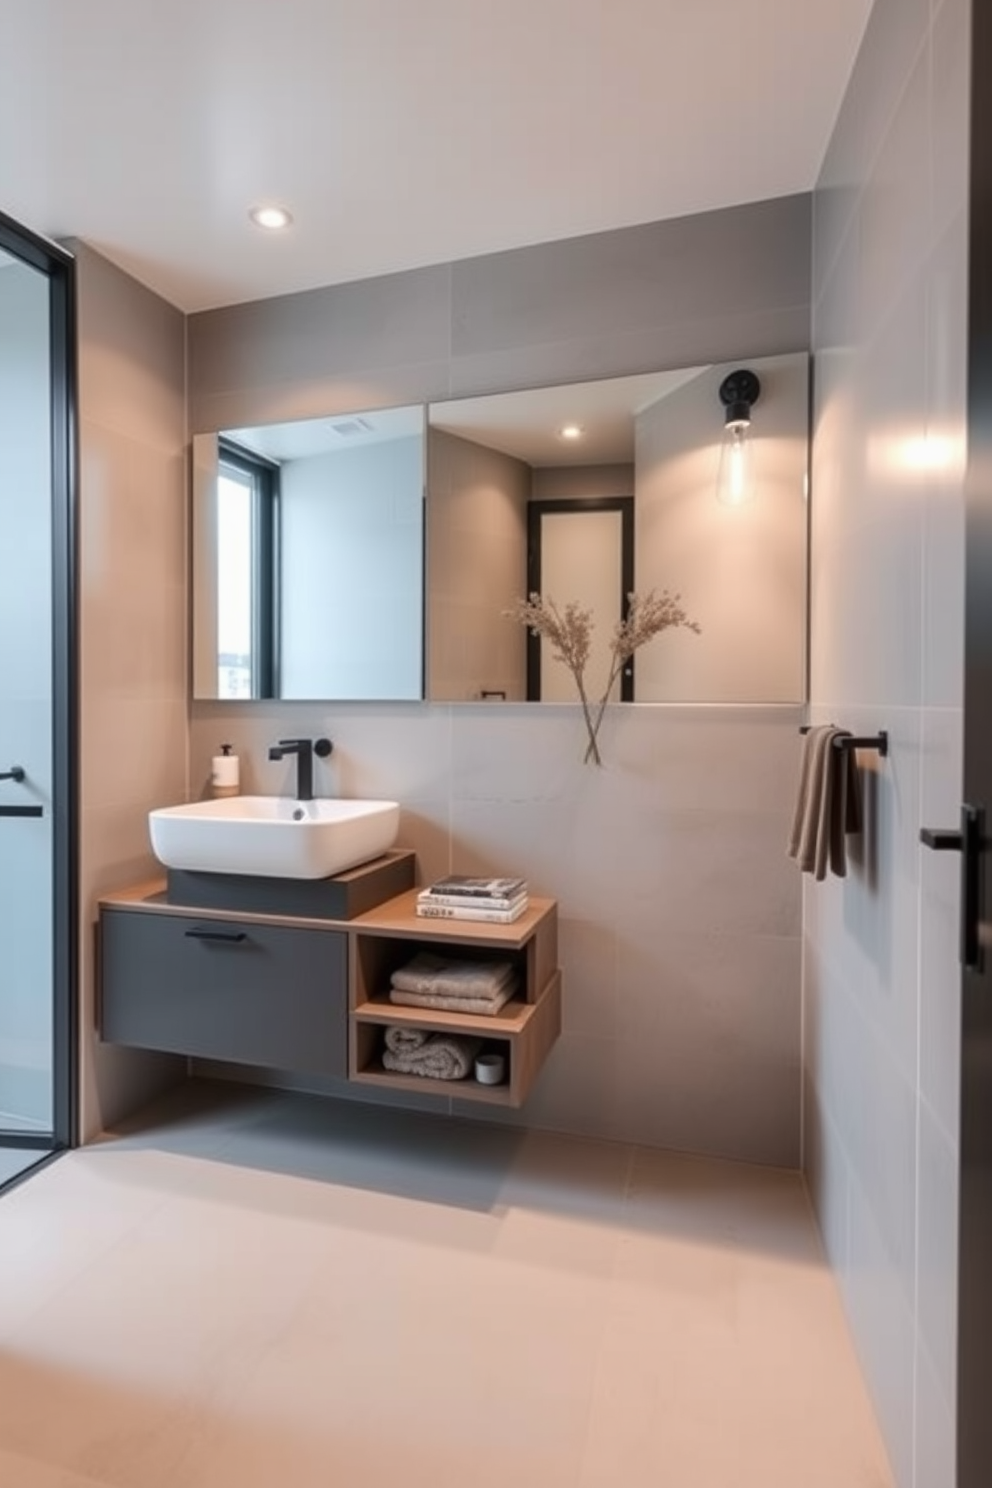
[950,7,992,1479]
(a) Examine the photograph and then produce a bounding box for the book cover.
[415,901,528,925]
[424,874,527,900]
[417,888,528,911]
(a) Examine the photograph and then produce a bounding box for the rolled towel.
[390,983,515,1017]
[391,951,515,1001]
[383,1025,431,1056]
[382,1032,483,1081]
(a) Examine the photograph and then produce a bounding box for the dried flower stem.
[506,595,603,762]
[505,589,701,765]
[582,590,701,762]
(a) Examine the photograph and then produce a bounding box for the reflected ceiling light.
[249,204,294,231]
[559,424,584,440]
[717,369,760,507]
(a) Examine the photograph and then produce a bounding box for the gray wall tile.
[451,197,811,358]
[189,263,452,406]
[807,0,968,1481]
[192,361,453,440]
[447,306,813,402]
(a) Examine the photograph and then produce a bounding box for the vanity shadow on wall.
[191,350,809,707]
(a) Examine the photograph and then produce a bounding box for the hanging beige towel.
[788,726,863,880]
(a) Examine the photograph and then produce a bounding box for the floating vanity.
[97,866,561,1109]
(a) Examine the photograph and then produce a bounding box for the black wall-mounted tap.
[267,737,333,801]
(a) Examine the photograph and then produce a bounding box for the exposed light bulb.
[249,204,293,231]
[716,369,760,507]
[717,418,753,506]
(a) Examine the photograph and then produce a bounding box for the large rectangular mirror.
[192,403,425,700]
[190,351,808,704]
[427,351,809,703]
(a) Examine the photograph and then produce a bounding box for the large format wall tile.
[187,703,802,1163]
[450,198,811,359]
[188,264,452,405]
[76,248,189,1140]
[808,0,967,1480]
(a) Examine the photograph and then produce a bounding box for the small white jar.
[475,1052,506,1085]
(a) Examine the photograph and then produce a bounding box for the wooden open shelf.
[349,893,560,1107]
[350,972,561,1107]
[354,992,537,1035]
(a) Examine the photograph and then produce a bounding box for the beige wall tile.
[76,247,189,1140]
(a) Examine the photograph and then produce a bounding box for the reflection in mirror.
[426,351,809,703]
[192,404,425,701]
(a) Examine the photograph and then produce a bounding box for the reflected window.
[216,442,276,699]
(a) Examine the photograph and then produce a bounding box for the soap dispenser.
[211,743,240,799]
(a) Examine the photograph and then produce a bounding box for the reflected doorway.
[526,497,634,702]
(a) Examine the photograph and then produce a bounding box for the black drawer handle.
[184,927,248,944]
[0,805,43,818]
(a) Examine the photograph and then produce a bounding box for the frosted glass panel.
[0,255,53,1131]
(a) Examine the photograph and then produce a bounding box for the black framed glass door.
[0,209,77,1182]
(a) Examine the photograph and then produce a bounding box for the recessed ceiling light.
[249,204,293,231]
[559,424,584,440]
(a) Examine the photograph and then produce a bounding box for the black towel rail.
[799,726,889,757]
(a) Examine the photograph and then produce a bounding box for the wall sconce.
[717,369,761,506]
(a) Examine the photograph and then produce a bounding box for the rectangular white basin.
[149,796,400,880]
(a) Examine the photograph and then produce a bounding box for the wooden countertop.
[99,880,555,946]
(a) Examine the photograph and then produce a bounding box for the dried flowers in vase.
[505,590,701,764]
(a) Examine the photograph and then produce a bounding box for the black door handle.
[920,804,984,972]
[0,766,25,783]
[920,827,964,851]
[184,927,248,944]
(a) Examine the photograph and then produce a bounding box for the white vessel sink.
[149,796,400,880]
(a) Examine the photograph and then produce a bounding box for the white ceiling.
[431,368,707,466]
[227,403,425,461]
[0,0,873,313]
[223,368,706,465]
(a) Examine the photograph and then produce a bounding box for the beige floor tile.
[0,1448,115,1488]
[0,1085,893,1488]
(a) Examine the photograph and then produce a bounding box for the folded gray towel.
[391,951,515,1001]
[384,1026,431,1056]
[382,1032,483,1081]
[390,983,515,1016]
[788,726,863,880]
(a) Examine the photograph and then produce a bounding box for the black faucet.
[268,737,333,801]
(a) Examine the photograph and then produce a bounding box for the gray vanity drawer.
[100,909,347,1076]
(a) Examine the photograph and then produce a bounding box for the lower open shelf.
[351,1057,517,1105]
[350,971,561,1108]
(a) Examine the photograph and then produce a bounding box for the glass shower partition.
[0,212,76,1185]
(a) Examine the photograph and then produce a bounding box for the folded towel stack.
[389,950,517,1016]
[382,1025,483,1080]
[787,725,863,880]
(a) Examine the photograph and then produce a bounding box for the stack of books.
[416,874,529,924]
